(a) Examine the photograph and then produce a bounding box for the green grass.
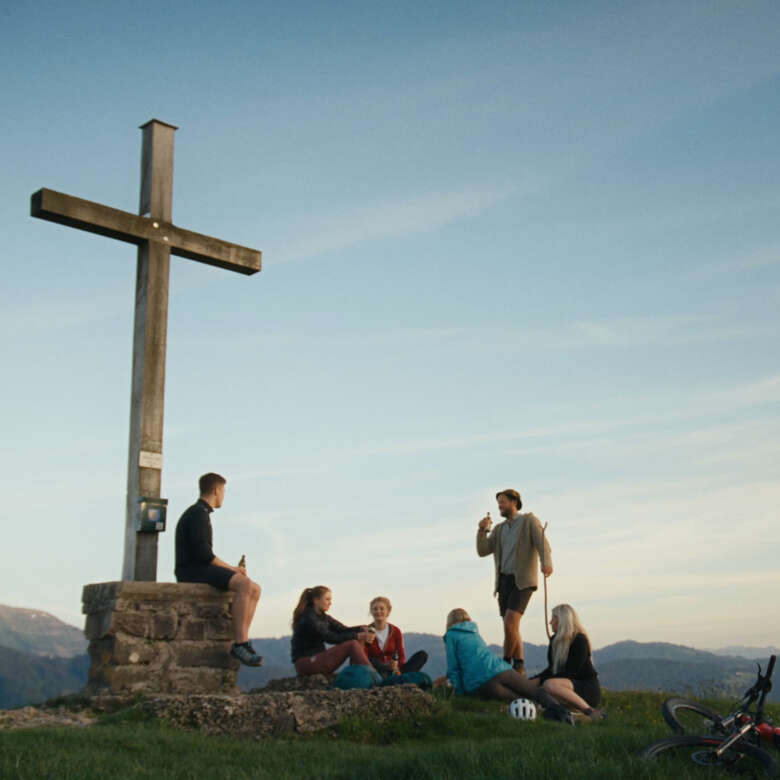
[1,691,777,779]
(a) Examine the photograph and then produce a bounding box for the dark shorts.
[176,564,234,591]
[573,677,601,708]
[497,573,534,617]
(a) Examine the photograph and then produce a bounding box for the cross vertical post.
[30,119,261,583]
[124,120,176,581]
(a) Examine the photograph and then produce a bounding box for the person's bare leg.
[477,676,520,701]
[228,574,253,643]
[491,682,519,701]
[496,669,538,698]
[503,609,523,661]
[242,581,261,640]
[542,678,592,713]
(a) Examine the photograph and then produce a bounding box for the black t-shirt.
[175,498,215,571]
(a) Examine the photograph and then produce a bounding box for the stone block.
[91,636,161,666]
[204,618,232,641]
[167,668,237,695]
[114,611,149,638]
[174,643,235,669]
[82,581,123,614]
[178,618,206,641]
[83,581,234,613]
[109,665,162,694]
[193,604,229,620]
[84,609,114,640]
[149,610,178,640]
[88,638,114,669]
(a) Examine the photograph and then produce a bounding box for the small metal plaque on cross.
[30,119,262,582]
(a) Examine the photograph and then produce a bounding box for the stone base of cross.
[31,120,261,581]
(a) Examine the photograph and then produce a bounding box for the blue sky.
[1,1,778,650]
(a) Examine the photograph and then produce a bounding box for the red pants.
[294,640,370,675]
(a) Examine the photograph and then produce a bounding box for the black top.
[290,607,361,662]
[175,499,215,571]
[534,633,598,683]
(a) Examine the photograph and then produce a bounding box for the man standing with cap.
[476,489,552,676]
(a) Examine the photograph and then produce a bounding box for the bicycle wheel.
[663,697,726,734]
[641,735,777,777]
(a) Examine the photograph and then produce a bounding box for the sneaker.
[231,642,263,667]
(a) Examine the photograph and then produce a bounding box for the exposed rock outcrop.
[144,685,435,738]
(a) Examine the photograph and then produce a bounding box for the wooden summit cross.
[30,119,261,582]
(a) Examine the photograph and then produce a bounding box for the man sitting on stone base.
[175,472,263,666]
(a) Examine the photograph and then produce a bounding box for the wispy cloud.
[0,295,131,334]
[715,374,780,408]
[565,315,729,348]
[267,182,528,265]
[674,242,780,283]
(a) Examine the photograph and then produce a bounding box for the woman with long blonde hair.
[529,604,604,720]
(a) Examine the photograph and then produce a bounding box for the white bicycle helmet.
[509,698,537,720]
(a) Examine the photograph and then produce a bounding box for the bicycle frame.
[696,655,775,749]
[641,655,779,776]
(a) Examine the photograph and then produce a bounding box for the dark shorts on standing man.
[175,563,234,591]
[497,573,534,616]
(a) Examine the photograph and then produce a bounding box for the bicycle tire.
[641,734,777,777]
[663,697,727,734]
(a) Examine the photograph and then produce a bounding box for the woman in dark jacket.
[291,586,374,675]
[529,603,604,720]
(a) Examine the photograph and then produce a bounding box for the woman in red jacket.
[364,596,428,677]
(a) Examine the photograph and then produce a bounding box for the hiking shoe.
[512,660,527,676]
[231,643,263,667]
[542,706,575,726]
[587,708,607,722]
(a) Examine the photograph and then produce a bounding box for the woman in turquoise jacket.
[441,608,570,723]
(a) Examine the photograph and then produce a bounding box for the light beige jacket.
[476,512,552,594]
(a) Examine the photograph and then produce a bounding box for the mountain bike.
[641,655,778,776]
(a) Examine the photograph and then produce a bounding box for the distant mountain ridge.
[0,603,776,709]
[713,645,780,659]
[0,605,87,658]
[0,645,89,709]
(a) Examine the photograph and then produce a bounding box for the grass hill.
[1,690,778,779]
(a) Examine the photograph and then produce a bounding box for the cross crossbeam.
[31,188,260,274]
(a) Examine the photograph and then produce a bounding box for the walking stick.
[542,521,552,640]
